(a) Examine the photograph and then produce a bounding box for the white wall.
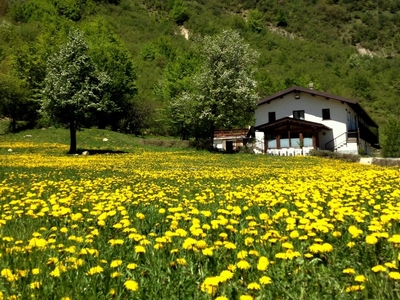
[255,92,356,150]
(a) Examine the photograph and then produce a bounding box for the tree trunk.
[11,116,16,133]
[69,121,77,154]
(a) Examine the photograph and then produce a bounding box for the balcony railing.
[325,131,357,151]
[214,129,248,138]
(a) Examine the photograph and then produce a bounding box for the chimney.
[309,82,314,90]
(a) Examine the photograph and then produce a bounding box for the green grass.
[0,121,192,155]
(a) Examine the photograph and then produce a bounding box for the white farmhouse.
[254,85,379,156]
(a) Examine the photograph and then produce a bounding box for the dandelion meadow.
[0,140,400,299]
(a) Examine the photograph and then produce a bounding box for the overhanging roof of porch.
[255,117,331,132]
[257,86,378,128]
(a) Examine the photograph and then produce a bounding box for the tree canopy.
[41,29,116,153]
[173,30,259,147]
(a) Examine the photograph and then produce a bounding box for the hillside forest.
[1,0,400,142]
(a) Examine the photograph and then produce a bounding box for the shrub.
[381,119,400,158]
[309,149,360,162]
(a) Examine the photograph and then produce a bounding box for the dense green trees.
[381,119,400,158]
[170,0,189,25]
[83,19,137,130]
[0,74,33,132]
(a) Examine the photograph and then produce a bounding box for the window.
[293,110,304,120]
[322,109,330,120]
[268,112,276,123]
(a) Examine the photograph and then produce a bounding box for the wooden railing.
[214,129,248,138]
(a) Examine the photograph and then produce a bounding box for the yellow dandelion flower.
[195,240,208,249]
[50,267,61,277]
[215,297,229,300]
[244,237,254,246]
[354,275,367,282]
[124,280,139,291]
[365,235,378,245]
[200,277,220,294]
[110,260,123,268]
[348,225,362,238]
[127,263,137,270]
[388,235,400,244]
[219,270,234,282]
[111,272,121,278]
[237,250,248,259]
[347,242,355,248]
[257,256,269,271]
[282,242,293,249]
[176,258,187,266]
[237,260,251,270]
[46,257,59,265]
[32,268,40,275]
[135,245,146,253]
[259,276,272,285]
[227,264,236,272]
[247,282,261,290]
[371,265,387,272]
[239,295,253,300]
[384,262,397,269]
[86,266,104,275]
[249,250,259,257]
[202,248,213,256]
[136,213,145,220]
[389,272,400,280]
[289,230,300,239]
[29,281,41,289]
[224,242,236,249]
[343,268,356,274]
[345,285,364,292]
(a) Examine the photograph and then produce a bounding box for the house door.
[226,141,233,152]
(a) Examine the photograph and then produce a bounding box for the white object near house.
[254,86,379,155]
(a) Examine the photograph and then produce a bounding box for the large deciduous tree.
[173,29,259,148]
[41,29,116,154]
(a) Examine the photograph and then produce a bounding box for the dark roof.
[258,86,378,128]
[255,116,331,132]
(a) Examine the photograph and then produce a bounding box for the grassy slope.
[0,121,191,155]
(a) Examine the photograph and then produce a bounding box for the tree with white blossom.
[173,30,259,148]
[41,29,117,154]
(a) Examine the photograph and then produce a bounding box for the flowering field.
[0,146,400,299]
